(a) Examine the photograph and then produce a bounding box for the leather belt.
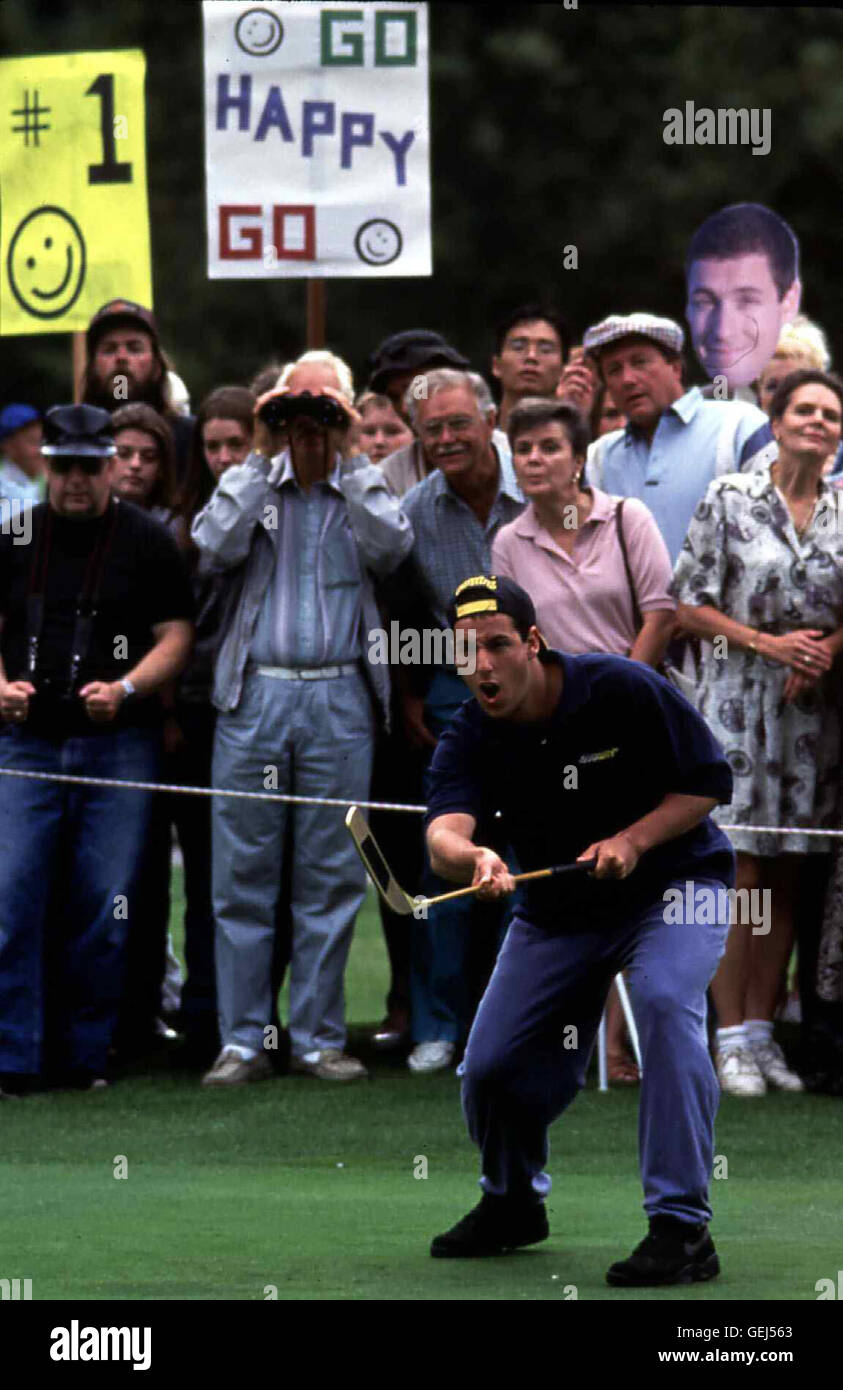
[253,662,359,681]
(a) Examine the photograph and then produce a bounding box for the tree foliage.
[2,2,842,409]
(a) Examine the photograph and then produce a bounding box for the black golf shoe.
[431,1193,549,1258]
[606,1215,720,1287]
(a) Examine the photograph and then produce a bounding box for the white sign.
[203,1,430,278]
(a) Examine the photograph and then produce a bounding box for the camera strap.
[25,499,121,689]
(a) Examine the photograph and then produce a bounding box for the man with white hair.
[398,368,525,1074]
[275,350,356,404]
[193,352,412,1084]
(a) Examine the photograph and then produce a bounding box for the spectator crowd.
[1,202,842,1102]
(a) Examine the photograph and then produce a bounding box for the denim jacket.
[191,450,413,727]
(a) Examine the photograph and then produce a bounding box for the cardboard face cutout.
[684,203,801,392]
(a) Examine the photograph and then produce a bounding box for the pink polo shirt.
[491,487,675,655]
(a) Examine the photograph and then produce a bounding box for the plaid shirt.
[402,442,524,629]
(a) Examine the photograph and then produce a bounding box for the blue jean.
[460,880,731,1226]
[0,724,159,1076]
[212,668,374,1058]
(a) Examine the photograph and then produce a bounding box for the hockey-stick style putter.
[345,806,597,916]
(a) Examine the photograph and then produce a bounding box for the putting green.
[1,884,840,1301]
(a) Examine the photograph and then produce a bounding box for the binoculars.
[257,391,350,430]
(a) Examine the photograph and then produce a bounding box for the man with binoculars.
[0,404,194,1094]
[192,355,413,1086]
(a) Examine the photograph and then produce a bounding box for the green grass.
[1,878,841,1301]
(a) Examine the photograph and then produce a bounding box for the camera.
[257,391,350,430]
[27,676,79,723]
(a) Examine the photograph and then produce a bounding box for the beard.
[84,370,166,413]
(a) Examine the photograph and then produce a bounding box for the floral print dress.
[672,465,843,856]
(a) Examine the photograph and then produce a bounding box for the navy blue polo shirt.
[425,651,735,930]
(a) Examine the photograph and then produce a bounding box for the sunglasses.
[47,456,110,477]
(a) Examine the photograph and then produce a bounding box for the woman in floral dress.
[673,369,843,1097]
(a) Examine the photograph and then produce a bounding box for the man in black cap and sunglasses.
[0,404,194,1095]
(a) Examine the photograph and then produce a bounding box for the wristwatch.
[119,678,136,700]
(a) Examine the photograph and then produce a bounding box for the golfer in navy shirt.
[426,575,735,1285]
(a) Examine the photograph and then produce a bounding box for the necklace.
[770,464,820,539]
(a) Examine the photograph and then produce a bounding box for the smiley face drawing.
[235,8,284,56]
[7,207,86,319]
[354,219,403,267]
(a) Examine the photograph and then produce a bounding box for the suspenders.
[25,500,121,693]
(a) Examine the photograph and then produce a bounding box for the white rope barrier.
[0,765,841,836]
[0,766,425,814]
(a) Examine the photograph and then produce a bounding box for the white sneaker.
[716,1045,766,1097]
[750,1039,804,1092]
[407,1041,455,1074]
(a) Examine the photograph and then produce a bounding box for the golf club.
[345,805,598,916]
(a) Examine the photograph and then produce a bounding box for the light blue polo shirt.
[586,387,770,563]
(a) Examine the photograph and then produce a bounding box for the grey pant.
[211,669,374,1057]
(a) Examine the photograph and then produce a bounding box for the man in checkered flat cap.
[582,312,771,564]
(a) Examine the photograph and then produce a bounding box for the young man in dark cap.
[82,299,195,476]
[425,574,735,1285]
[0,405,193,1094]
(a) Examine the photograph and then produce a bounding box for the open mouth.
[478,680,500,703]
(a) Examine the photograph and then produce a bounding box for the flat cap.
[582,313,684,358]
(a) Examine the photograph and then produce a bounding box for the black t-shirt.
[0,498,194,736]
[425,651,735,929]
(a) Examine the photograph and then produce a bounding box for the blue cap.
[0,404,40,443]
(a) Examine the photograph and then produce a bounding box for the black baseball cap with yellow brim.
[447,574,550,651]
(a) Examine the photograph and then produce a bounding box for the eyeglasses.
[47,456,110,477]
[418,415,478,441]
[506,338,560,356]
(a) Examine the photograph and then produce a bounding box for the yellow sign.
[0,50,151,336]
